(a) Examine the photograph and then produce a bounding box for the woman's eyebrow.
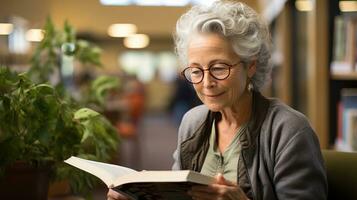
[189,59,231,67]
[208,59,230,65]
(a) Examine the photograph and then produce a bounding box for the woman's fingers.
[189,179,248,200]
[107,189,130,200]
[214,173,237,186]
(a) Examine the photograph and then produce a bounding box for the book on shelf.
[64,156,215,200]
[346,109,357,150]
[331,15,357,74]
[336,88,357,151]
[336,101,344,149]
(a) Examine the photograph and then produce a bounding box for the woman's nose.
[202,71,216,88]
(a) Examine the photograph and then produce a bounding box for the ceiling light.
[135,0,190,6]
[161,0,190,6]
[135,0,164,6]
[100,0,131,6]
[295,0,313,12]
[0,23,14,35]
[124,34,149,49]
[99,0,213,6]
[108,23,137,37]
[25,29,44,42]
[340,1,357,12]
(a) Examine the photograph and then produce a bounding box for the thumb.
[215,173,236,186]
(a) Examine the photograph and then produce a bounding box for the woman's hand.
[107,189,130,200]
[188,173,249,200]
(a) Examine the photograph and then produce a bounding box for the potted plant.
[0,18,121,199]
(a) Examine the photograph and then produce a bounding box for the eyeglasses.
[181,61,244,84]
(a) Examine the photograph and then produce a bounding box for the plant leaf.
[74,108,100,120]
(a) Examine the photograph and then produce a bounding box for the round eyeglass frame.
[181,61,244,84]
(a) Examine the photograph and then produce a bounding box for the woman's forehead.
[187,33,238,62]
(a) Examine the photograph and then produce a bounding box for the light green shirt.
[200,120,247,183]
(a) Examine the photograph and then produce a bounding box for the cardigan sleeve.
[172,105,208,170]
[273,126,328,200]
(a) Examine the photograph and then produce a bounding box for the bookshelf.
[329,0,357,151]
[287,0,329,148]
[270,0,357,149]
[306,0,329,149]
[331,72,357,80]
[269,0,330,148]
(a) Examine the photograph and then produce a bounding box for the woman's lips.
[204,92,225,97]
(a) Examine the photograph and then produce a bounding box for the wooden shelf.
[331,72,357,80]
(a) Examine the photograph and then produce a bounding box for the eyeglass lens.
[183,63,231,83]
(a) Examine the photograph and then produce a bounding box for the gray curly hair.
[174,1,272,91]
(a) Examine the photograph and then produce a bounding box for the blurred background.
[1,0,357,199]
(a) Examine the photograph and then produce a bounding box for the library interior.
[0,0,357,200]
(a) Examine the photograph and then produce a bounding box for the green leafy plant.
[0,70,81,166]
[0,18,121,196]
[0,68,119,195]
[29,18,102,84]
[85,75,122,108]
[28,18,121,111]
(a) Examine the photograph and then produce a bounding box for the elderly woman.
[108,1,327,200]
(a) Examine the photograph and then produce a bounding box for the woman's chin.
[205,103,224,112]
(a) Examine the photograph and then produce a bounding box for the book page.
[113,170,215,187]
[65,156,137,187]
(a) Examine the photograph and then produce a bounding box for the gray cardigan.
[172,91,327,200]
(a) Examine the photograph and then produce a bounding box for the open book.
[64,156,215,200]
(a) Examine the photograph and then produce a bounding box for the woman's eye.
[191,69,202,75]
[211,66,227,72]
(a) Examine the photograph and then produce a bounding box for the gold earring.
[248,82,254,92]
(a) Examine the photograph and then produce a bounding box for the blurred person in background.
[108,1,327,200]
[169,74,201,125]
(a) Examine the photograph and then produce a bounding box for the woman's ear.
[247,60,257,78]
